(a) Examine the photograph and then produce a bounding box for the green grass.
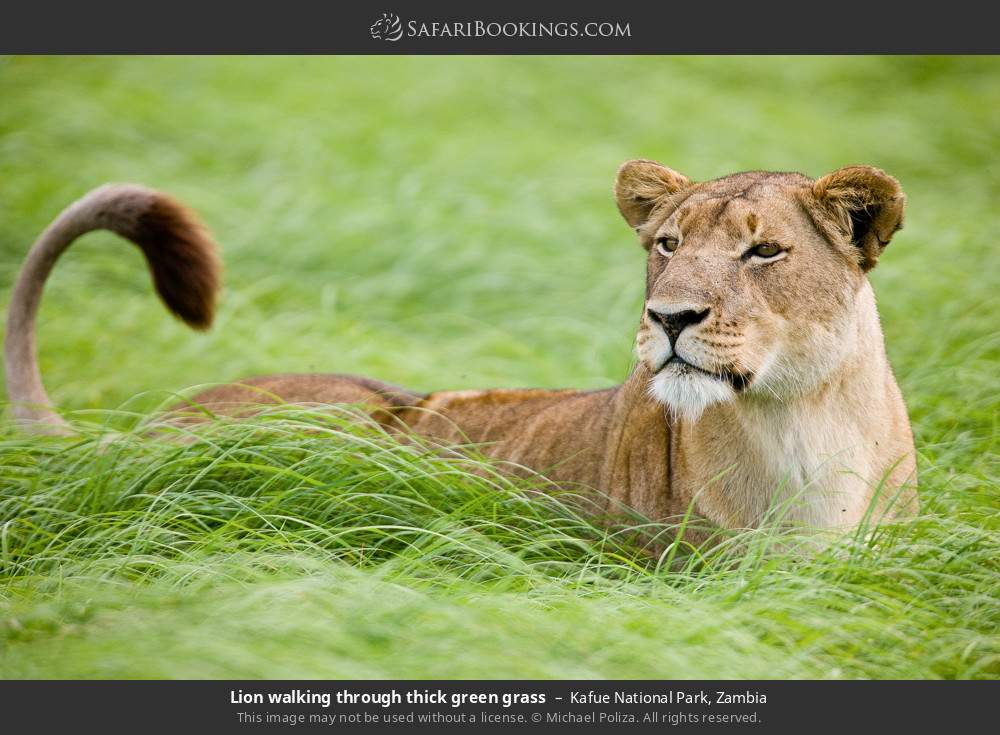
[0,56,998,679]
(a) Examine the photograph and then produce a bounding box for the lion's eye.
[656,237,680,256]
[748,243,783,259]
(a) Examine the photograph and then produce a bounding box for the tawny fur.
[4,165,918,532]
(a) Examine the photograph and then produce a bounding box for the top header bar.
[3,1,998,54]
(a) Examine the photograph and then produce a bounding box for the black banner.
[2,1,999,53]
[0,680,996,733]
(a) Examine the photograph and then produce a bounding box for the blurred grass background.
[0,56,997,678]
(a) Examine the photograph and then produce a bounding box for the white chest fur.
[693,399,876,529]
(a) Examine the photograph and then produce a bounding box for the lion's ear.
[614,160,691,230]
[811,165,905,271]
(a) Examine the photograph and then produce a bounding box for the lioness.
[5,161,918,530]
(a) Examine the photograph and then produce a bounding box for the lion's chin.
[647,363,736,422]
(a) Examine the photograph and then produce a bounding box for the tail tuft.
[129,192,221,329]
[5,183,223,432]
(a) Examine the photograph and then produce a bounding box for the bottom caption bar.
[1,680,994,732]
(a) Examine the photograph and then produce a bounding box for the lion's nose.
[647,307,709,345]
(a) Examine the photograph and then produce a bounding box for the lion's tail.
[4,184,221,433]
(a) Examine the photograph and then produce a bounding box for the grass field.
[0,56,998,679]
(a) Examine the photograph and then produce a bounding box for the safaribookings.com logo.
[369,13,630,42]
[370,13,404,41]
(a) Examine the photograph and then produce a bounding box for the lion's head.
[615,160,905,421]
